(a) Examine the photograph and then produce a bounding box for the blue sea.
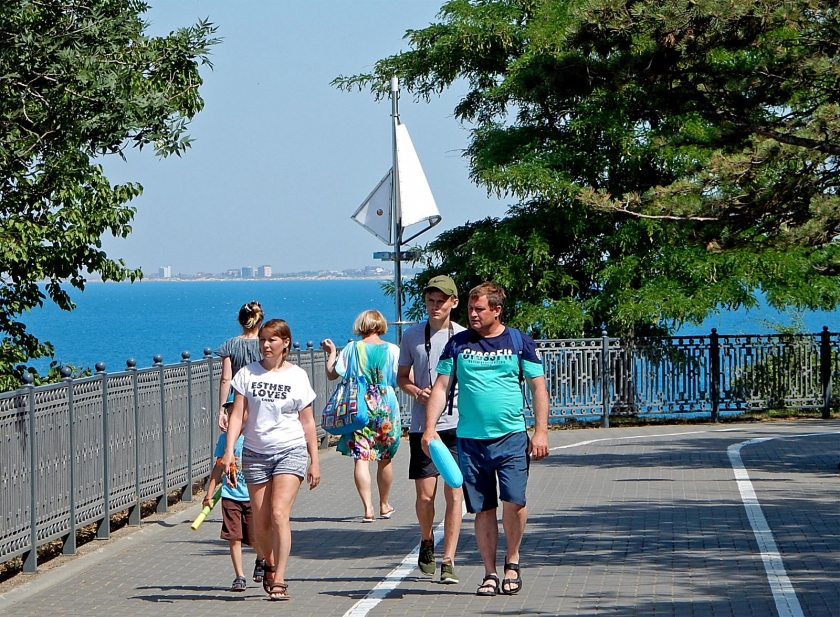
[21,280,397,373]
[18,279,839,374]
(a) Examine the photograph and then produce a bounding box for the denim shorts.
[458,431,530,513]
[241,444,309,485]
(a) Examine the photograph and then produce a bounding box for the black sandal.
[262,565,290,601]
[476,573,500,596]
[253,558,266,583]
[501,562,522,595]
[229,575,247,592]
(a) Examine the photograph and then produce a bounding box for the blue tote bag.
[321,342,369,435]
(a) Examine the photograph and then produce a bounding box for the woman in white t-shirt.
[222,319,320,601]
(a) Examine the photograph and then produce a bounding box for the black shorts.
[408,429,459,480]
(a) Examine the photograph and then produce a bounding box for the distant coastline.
[83,268,423,283]
[83,274,402,282]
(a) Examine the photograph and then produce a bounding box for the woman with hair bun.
[221,318,321,601]
[215,301,264,431]
[321,309,401,522]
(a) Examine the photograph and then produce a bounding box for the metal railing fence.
[534,327,839,425]
[2,329,837,571]
[0,344,330,573]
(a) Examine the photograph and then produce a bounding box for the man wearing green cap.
[398,275,465,584]
[422,281,549,598]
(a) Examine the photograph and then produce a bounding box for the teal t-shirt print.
[437,327,543,439]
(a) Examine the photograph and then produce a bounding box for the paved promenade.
[1,421,837,617]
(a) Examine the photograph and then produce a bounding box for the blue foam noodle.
[429,439,463,489]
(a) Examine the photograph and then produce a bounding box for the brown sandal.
[262,565,291,601]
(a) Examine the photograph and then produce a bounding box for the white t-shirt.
[231,361,317,454]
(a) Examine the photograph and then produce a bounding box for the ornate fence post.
[155,355,168,514]
[601,330,611,428]
[205,348,216,464]
[821,326,832,420]
[21,373,38,572]
[127,358,141,526]
[61,366,77,555]
[182,351,193,501]
[96,362,110,539]
[305,341,325,447]
[710,329,720,423]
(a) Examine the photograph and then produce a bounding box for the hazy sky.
[99,1,506,275]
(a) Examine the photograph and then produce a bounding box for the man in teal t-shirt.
[422,282,549,598]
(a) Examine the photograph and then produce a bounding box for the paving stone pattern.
[1,421,837,617]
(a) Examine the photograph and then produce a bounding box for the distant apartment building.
[258,265,272,278]
[225,269,240,278]
[364,265,387,276]
[159,266,171,279]
[241,266,255,278]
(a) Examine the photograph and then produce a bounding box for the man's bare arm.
[527,375,550,461]
[398,365,431,404]
[421,373,450,455]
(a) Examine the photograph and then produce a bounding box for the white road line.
[342,521,445,617]
[728,438,803,617]
[548,427,740,451]
[727,432,838,617]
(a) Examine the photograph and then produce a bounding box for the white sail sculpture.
[352,123,441,244]
[394,123,442,242]
[352,170,393,244]
[351,76,443,342]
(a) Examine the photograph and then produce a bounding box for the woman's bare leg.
[376,458,393,515]
[269,473,303,584]
[353,458,375,519]
[247,481,275,568]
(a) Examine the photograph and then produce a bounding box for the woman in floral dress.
[321,310,400,522]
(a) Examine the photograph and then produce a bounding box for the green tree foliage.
[0,1,218,390]
[336,0,840,338]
